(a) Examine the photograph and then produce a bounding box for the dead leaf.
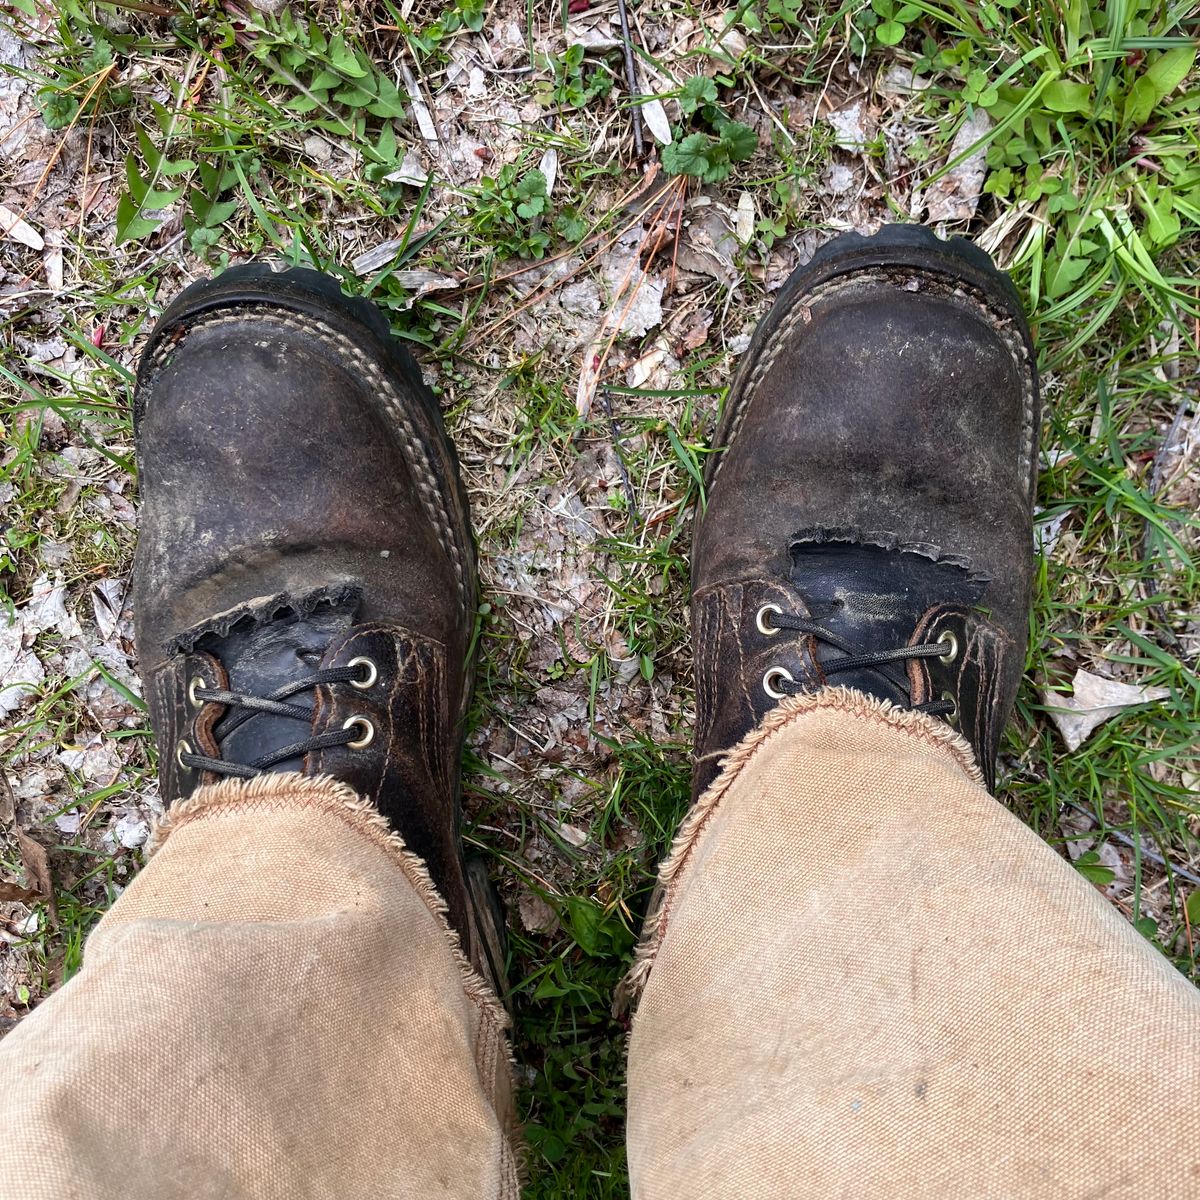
[703,14,748,63]
[826,99,876,152]
[735,191,755,244]
[302,133,332,164]
[23,574,80,641]
[44,229,64,292]
[538,147,558,196]
[0,610,45,716]
[672,307,713,354]
[0,882,40,904]
[641,98,672,146]
[58,734,122,786]
[565,16,622,51]
[0,202,43,250]
[391,269,461,299]
[556,821,588,847]
[823,162,857,195]
[1043,669,1171,752]
[1034,507,1074,559]
[925,109,992,222]
[381,148,428,188]
[675,203,739,286]
[12,828,55,924]
[517,889,560,934]
[600,237,665,336]
[879,66,932,99]
[91,578,124,643]
[398,61,439,143]
[0,772,12,827]
[559,278,601,317]
[626,346,668,388]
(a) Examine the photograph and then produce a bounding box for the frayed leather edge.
[162,583,362,655]
[790,525,989,582]
[615,686,984,1015]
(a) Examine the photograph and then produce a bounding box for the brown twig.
[7,63,116,236]
[101,0,177,14]
[599,388,640,524]
[469,167,674,344]
[1139,390,1194,662]
[573,173,687,417]
[1066,801,1200,888]
[615,0,646,161]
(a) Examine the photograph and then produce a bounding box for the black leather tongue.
[789,534,986,704]
[198,595,358,775]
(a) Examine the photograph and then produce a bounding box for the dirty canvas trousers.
[2,690,1198,1199]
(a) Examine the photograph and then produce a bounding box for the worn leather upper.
[692,236,1040,794]
[131,269,486,962]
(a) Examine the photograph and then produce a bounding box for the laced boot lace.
[754,603,958,718]
[178,657,379,778]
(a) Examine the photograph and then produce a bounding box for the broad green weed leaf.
[328,35,368,78]
[1123,46,1196,128]
[719,121,757,161]
[144,185,183,208]
[680,75,717,113]
[1145,45,1196,101]
[661,132,712,178]
[309,68,343,90]
[368,76,407,118]
[1137,184,1181,249]
[1044,80,1091,113]
[116,191,163,244]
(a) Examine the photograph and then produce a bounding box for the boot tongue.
[788,534,985,704]
[195,592,359,775]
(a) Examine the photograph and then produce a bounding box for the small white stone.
[302,134,333,165]
[382,150,429,188]
[114,814,149,849]
[54,809,81,835]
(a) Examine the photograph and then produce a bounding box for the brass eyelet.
[756,603,783,636]
[937,629,959,664]
[175,739,193,770]
[348,656,378,690]
[187,676,209,708]
[762,666,794,700]
[343,716,375,749]
[940,691,958,723]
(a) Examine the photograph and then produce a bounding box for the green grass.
[1,0,1198,1194]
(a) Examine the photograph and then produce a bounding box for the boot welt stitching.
[145,309,471,608]
[713,268,1037,496]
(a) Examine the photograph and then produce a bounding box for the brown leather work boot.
[692,225,1039,795]
[131,265,505,994]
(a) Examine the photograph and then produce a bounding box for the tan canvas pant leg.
[627,689,1200,1200]
[0,774,519,1200]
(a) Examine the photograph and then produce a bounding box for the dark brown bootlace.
[179,661,375,778]
[756,604,957,717]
